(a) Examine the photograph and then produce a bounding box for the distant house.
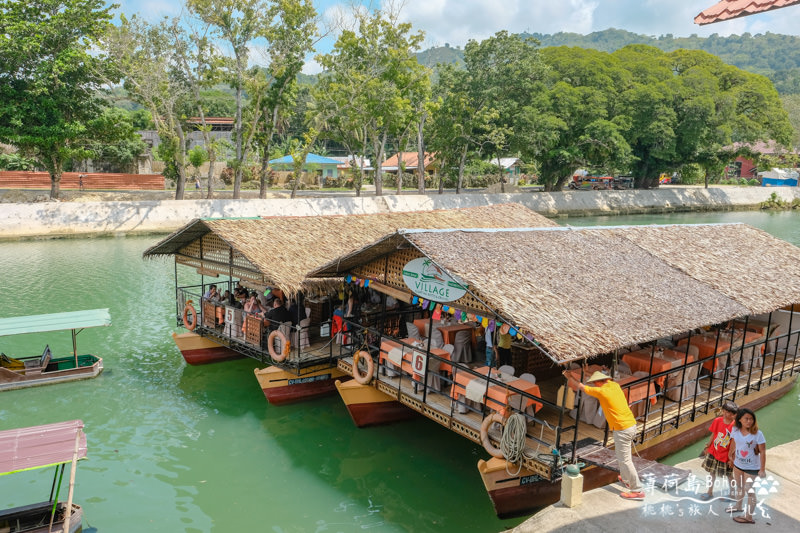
[726,141,798,179]
[488,157,523,185]
[381,152,437,174]
[330,156,372,173]
[138,117,234,154]
[268,153,341,180]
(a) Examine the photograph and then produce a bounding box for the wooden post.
[61,427,82,533]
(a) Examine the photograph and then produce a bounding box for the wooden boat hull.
[0,356,103,392]
[254,364,350,405]
[0,501,82,533]
[335,379,419,427]
[172,331,243,365]
[479,375,798,519]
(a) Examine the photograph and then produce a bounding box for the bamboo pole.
[61,427,82,533]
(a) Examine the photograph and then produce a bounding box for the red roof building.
[695,0,800,25]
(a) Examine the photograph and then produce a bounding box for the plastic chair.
[297,318,311,350]
[451,330,473,363]
[519,372,536,384]
[498,365,516,377]
[442,344,454,354]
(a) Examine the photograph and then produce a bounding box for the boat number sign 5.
[402,258,467,303]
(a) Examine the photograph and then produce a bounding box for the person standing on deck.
[563,370,645,501]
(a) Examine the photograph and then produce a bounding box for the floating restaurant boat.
[309,223,800,517]
[142,204,556,405]
[0,309,110,391]
[0,420,88,532]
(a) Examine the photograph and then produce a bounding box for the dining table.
[677,329,764,373]
[622,348,696,388]
[450,365,542,417]
[379,338,452,386]
[437,323,478,348]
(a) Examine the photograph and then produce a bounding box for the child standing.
[728,408,767,524]
[700,401,738,500]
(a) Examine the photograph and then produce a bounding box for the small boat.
[0,419,88,532]
[171,331,243,365]
[0,309,110,391]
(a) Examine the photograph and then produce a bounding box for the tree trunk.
[259,144,270,199]
[374,132,387,196]
[417,117,426,194]
[49,168,61,200]
[174,125,188,200]
[456,145,467,194]
[206,156,215,199]
[233,62,244,199]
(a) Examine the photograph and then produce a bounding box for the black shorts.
[735,466,760,477]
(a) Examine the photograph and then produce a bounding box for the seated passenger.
[204,284,218,300]
[266,299,292,331]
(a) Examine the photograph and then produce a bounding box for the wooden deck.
[339,351,800,478]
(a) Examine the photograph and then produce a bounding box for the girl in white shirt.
[727,408,766,524]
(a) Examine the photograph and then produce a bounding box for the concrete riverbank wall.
[1,186,798,240]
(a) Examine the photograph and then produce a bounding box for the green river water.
[1,209,799,531]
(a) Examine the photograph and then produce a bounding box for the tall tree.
[188,0,270,198]
[103,15,193,199]
[252,0,318,199]
[0,0,117,199]
[316,7,428,196]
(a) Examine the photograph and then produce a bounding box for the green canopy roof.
[0,309,111,337]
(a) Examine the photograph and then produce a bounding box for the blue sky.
[111,1,799,72]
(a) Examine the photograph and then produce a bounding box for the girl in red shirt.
[700,401,738,501]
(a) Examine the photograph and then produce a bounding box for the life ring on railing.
[352,350,374,385]
[267,330,290,362]
[183,301,197,331]
[480,412,506,459]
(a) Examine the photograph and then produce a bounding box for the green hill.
[417,28,800,95]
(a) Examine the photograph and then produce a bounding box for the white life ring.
[352,350,374,385]
[268,330,290,362]
[480,412,506,459]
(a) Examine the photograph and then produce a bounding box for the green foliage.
[748,178,760,186]
[0,152,37,171]
[679,163,704,185]
[83,107,147,172]
[188,146,209,172]
[0,0,117,198]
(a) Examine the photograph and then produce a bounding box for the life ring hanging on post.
[183,301,197,331]
[480,412,506,459]
[268,330,291,362]
[352,350,374,385]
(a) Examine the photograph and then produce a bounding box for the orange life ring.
[352,350,374,385]
[183,301,197,331]
[268,329,291,362]
[480,412,506,459]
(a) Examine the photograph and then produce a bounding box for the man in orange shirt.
[564,370,645,500]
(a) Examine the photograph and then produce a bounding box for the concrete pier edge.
[512,437,800,532]
[1,187,798,240]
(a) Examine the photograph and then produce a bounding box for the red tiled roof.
[381,152,435,169]
[695,0,800,25]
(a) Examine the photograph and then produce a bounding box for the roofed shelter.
[268,153,342,183]
[311,223,800,362]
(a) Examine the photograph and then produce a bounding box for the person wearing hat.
[563,369,645,501]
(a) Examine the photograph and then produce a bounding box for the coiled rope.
[500,413,528,475]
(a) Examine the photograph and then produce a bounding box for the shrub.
[748,178,760,186]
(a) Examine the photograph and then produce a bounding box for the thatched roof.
[310,224,800,362]
[143,203,556,295]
